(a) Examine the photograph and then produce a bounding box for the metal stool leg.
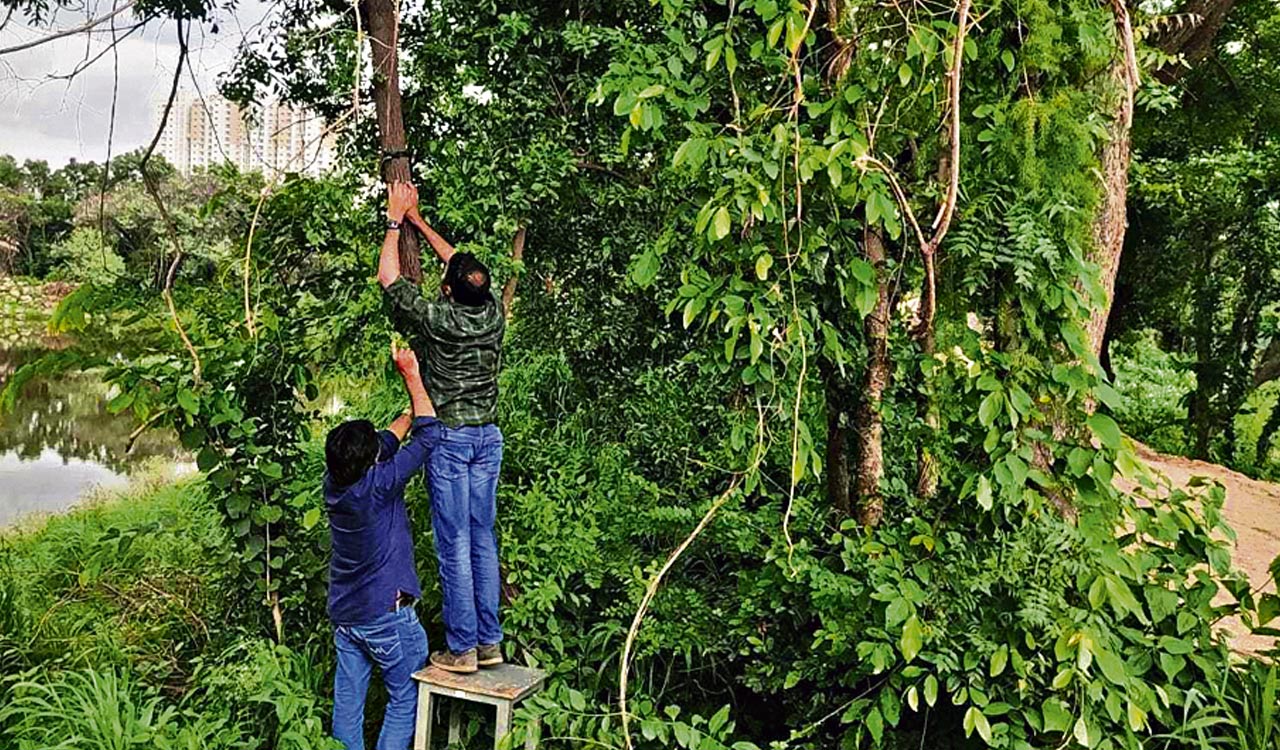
[494,701,513,750]
[415,686,433,750]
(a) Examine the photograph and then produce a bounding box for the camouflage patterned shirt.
[384,278,505,428]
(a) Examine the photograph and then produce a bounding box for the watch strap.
[386,218,402,231]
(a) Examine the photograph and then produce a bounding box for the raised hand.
[386,182,418,223]
[391,342,420,381]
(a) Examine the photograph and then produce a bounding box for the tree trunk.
[822,363,852,516]
[1153,0,1239,83]
[501,226,526,317]
[854,226,890,526]
[1085,0,1137,360]
[362,0,422,284]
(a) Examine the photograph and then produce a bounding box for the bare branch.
[141,18,202,383]
[0,0,138,56]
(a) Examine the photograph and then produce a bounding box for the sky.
[0,0,271,167]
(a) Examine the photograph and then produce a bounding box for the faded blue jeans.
[333,607,428,750]
[427,423,504,654]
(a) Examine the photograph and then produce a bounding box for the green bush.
[50,227,126,283]
[1110,330,1195,455]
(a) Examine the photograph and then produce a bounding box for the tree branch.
[0,0,137,56]
[914,0,973,342]
[501,225,526,317]
[140,18,202,383]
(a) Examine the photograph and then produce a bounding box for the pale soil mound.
[1129,442,1279,655]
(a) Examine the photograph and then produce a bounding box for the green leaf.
[900,616,923,662]
[683,297,706,328]
[978,391,1004,428]
[1042,699,1071,733]
[989,646,1008,677]
[1087,413,1122,450]
[1093,645,1127,686]
[1073,716,1095,748]
[898,62,913,86]
[107,390,135,414]
[302,508,322,530]
[711,206,732,241]
[866,707,884,744]
[924,675,938,707]
[1258,593,1280,626]
[976,476,993,511]
[963,706,992,744]
[637,84,666,99]
[755,254,773,280]
[1001,49,1015,72]
[632,251,660,287]
[177,388,200,415]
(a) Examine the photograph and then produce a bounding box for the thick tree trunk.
[1086,0,1137,360]
[362,0,422,284]
[854,226,890,526]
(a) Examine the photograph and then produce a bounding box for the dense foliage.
[2,0,1280,748]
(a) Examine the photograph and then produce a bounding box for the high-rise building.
[152,89,338,177]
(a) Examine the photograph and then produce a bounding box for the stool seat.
[413,663,545,702]
[412,663,546,750]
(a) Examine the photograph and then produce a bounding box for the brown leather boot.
[477,644,504,667]
[430,649,478,673]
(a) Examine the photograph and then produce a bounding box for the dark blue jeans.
[333,607,428,750]
[427,423,504,654]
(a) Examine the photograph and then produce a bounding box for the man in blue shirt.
[325,342,438,750]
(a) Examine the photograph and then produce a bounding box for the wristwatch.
[386,218,402,231]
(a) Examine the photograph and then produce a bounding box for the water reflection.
[0,347,186,525]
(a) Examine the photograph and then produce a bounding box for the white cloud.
[0,0,272,166]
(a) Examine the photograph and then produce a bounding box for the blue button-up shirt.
[325,416,439,626]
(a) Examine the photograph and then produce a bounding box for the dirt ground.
[1126,442,1280,655]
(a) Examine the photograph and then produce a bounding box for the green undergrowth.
[0,472,339,750]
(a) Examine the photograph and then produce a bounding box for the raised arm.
[371,345,438,496]
[405,205,456,266]
[378,182,419,288]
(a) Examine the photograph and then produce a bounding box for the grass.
[0,468,339,749]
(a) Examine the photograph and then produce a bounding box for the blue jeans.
[427,423,504,654]
[333,607,428,750]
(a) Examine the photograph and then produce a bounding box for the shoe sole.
[477,657,504,667]
[431,659,478,674]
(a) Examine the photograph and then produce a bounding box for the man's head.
[442,252,492,307]
[325,419,380,487]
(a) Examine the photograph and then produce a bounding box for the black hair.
[325,420,379,488]
[444,252,492,307]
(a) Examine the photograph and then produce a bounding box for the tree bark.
[854,226,890,526]
[1153,0,1239,83]
[1086,0,1138,360]
[362,0,422,284]
[501,226,526,317]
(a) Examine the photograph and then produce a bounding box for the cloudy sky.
[0,0,270,166]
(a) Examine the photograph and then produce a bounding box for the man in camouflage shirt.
[378,182,506,674]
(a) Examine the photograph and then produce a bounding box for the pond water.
[0,347,188,527]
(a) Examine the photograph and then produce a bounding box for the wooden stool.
[412,663,546,750]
